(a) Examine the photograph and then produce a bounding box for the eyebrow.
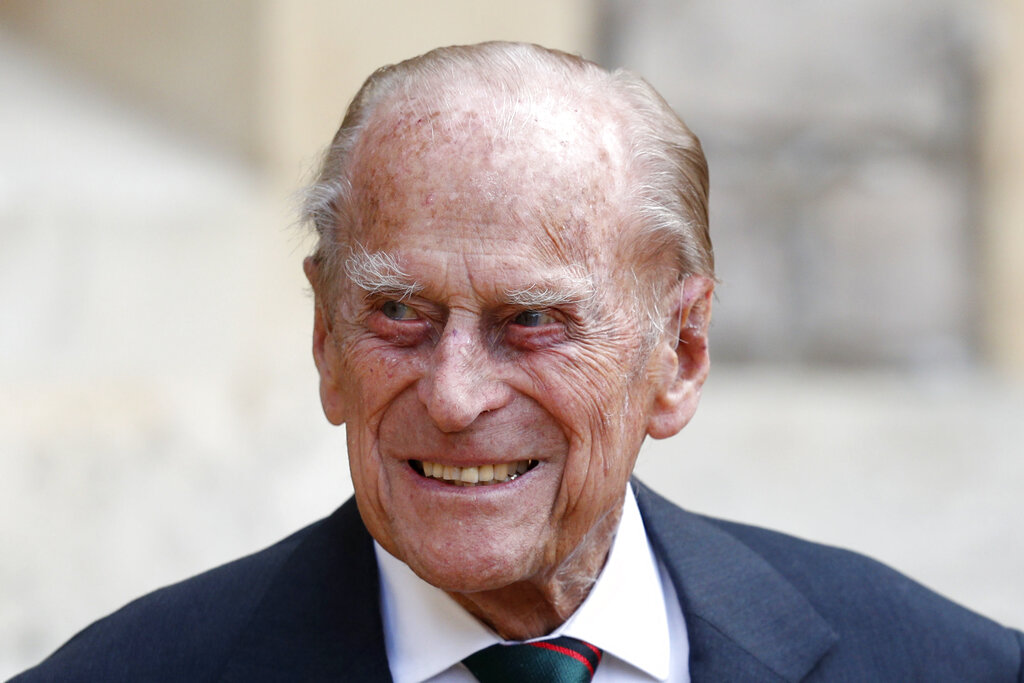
[344,245,594,310]
[343,247,423,300]
[502,271,595,310]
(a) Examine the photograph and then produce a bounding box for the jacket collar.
[215,485,837,682]
[218,498,393,682]
[634,481,837,682]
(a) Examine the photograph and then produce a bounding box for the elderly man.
[14,42,1023,682]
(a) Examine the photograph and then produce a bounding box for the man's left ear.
[646,275,714,440]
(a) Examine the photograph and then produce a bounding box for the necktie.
[462,636,602,683]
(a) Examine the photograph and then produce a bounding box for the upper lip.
[408,456,532,466]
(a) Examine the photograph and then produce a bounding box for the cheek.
[339,344,427,542]
[524,338,645,437]
[520,342,650,511]
[339,340,424,419]
[338,343,429,479]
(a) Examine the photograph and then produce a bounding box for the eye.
[380,300,420,320]
[511,309,557,327]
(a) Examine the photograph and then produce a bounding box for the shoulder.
[635,481,1024,680]
[715,516,1017,638]
[709,516,1024,680]
[11,501,376,682]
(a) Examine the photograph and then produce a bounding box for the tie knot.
[463,636,602,683]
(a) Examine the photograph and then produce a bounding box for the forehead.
[346,90,633,268]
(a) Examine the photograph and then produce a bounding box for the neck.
[446,505,622,641]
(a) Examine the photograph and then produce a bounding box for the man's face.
[310,96,697,595]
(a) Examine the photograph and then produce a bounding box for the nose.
[418,319,514,432]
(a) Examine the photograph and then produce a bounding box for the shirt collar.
[375,486,671,682]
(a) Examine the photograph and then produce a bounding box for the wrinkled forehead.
[346,89,633,265]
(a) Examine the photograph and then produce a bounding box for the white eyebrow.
[344,245,594,309]
[503,271,595,310]
[343,246,423,299]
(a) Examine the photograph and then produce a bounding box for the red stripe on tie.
[530,641,595,676]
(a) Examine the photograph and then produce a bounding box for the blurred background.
[1,0,1021,675]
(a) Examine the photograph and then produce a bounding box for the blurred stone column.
[1,0,597,186]
[981,0,1024,378]
[257,0,597,185]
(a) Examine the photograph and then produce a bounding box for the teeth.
[416,460,535,486]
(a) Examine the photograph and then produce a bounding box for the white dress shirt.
[375,486,690,682]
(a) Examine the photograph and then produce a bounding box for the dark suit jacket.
[12,482,1024,682]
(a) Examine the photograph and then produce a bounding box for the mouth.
[409,459,538,486]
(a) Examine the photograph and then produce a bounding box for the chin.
[390,527,550,594]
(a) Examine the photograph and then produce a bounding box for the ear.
[646,275,714,439]
[304,256,347,425]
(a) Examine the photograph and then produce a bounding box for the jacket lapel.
[218,498,393,682]
[634,482,837,682]
[213,483,836,681]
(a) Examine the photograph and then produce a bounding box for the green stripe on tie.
[463,636,602,682]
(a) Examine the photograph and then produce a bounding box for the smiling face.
[307,89,711,634]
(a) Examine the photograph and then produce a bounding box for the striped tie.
[462,636,602,683]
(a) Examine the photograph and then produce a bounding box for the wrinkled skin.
[306,93,712,639]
